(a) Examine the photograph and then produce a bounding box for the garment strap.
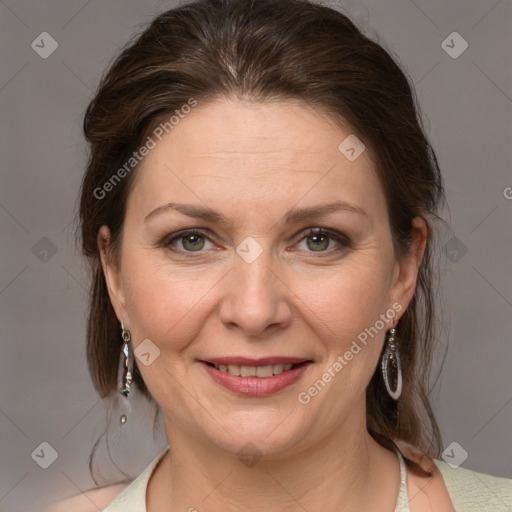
[393,448,410,512]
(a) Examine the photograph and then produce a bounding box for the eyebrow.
[144,200,367,226]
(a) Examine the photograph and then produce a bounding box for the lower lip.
[200,361,312,396]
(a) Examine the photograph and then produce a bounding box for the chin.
[196,411,314,460]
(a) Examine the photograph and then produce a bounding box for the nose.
[218,247,293,337]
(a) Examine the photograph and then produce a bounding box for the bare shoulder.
[44,482,131,512]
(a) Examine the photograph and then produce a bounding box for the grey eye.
[306,234,330,251]
[181,234,206,251]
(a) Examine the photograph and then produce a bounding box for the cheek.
[120,261,224,405]
[292,258,395,397]
[121,255,222,351]
[294,258,392,340]
[121,247,394,350]
[294,269,393,408]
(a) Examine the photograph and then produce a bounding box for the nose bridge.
[234,239,280,305]
[219,238,292,335]
[236,246,274,294]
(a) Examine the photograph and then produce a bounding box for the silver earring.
[381,327,402,400]
[117,321,134,424]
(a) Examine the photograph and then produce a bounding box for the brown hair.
[78,0,446,481]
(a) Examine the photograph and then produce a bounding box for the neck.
[148,416,401,512]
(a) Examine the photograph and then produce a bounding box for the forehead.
[128,97,386,222]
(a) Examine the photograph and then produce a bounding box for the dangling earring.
[117,320,134,425]
[381,327,402,400]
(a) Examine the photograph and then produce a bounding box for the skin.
[96,97,453,511]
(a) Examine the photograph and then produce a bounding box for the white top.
[103,446,512,511]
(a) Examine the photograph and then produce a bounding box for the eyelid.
[163,228,217,250]
[294,227,352,251]
[163,226,351,256]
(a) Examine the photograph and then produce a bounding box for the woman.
[49,0,512,510]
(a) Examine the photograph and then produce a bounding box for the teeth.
[212,363,298,377]
[256,365,273,378]
[227,364,240,376]
[273,364,284,375]
[240,366,256,377]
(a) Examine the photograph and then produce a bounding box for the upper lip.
[200,356,312,366]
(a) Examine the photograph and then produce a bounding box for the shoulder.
[395,440,512,511]
[44,482,131,512]
[434,459,512,510]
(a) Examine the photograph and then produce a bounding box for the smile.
[209,362,294,377]
[199,357,313,396]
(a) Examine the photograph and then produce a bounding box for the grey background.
[0,0,511,510]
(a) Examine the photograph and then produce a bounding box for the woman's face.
[99,97,425,458]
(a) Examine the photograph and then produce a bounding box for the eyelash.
[162,227,351,258]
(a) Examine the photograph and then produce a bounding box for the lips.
[200,356,310,366]
[198,356,313,396]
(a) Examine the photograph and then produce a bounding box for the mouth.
[200,360,310,378]
[198,357,313,396]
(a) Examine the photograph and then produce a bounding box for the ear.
[97,225,127,323]
[389,217,428,320]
